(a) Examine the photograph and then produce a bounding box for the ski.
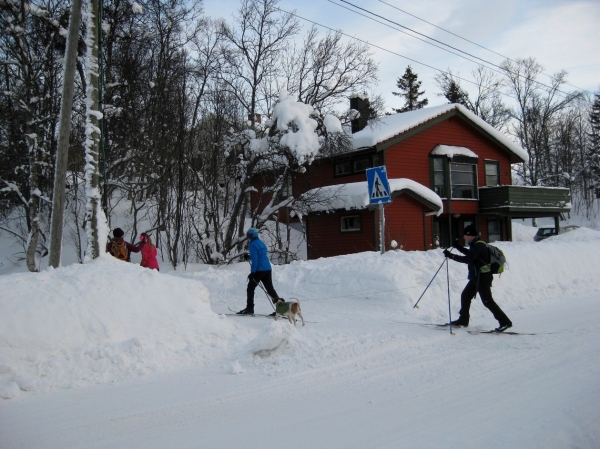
[393,321,465,329]
[467,330,536,336]
[225,307,276,317]
[225,307,286,318]
[225,308,315,323]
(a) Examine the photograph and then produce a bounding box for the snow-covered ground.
[1,222,599,448]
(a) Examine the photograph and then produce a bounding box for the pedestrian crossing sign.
[366,166,391,204]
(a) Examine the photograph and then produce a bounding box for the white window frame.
[340,215,361,232]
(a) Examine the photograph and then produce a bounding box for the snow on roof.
[300,178,443,215]
[352,104,529,163]
[431,144,478,159]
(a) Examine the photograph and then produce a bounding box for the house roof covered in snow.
[352,104,528,164]
[299,178,443,216]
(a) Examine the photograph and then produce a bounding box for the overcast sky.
[203,0,600,112]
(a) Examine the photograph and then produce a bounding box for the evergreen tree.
[392,65,428,113]
[434,71,471,107]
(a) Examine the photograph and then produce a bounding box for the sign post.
[366,166,392,254]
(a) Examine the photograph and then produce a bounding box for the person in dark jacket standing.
[106,228,142,262]
[443,224,512,332]
[237,227,282,315]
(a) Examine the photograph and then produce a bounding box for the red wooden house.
[298,104,571,259]
[254,103,571,260]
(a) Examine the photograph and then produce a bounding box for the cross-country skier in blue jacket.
[237,228,282,315]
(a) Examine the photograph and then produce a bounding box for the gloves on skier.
[443,249,453,259]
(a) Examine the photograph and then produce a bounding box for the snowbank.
[0,256,237,399]
[1,227,600,400]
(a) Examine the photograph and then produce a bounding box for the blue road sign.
[366,166,391,204]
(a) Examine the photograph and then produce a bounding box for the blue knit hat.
[246,228,259,239]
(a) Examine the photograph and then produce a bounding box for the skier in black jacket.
[443,224,512,332]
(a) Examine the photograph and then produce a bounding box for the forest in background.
[1,0,599,271]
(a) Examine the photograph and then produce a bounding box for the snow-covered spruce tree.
[392,65,428,113]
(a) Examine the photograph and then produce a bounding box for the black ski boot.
[450,319,468,328]
[494,322,512,332]
[236,308,254,315]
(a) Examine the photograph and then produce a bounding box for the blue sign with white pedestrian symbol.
[366,166,391,204]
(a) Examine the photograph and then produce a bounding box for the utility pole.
[48,0,83,268]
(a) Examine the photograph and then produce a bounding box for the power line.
[334,0,581,100]
[377,0,593,95]
[274,6,520,104]
[328,0,505,78]
[273,8,472,84]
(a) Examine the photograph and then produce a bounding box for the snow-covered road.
[2,291,599,449]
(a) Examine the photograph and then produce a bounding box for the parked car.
[534,225,579,242]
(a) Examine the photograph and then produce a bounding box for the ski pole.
[413,248,453,309]
[247,259,277,312]
[254,277,277,311]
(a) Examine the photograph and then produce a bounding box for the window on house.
[353,157,370,173]
[334,160,352,176]
[334,155,380,177]
[485,161,500,186]
[278,174,292,199]
[432,157,446,198]
[488,220,502,242]
[340,215,361,232]
[450,162,476,199]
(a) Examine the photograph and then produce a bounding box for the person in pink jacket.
[139,232,160,271]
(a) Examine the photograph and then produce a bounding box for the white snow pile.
[272,90,320,164]
[1,225,600,402]
[0,256,238,399]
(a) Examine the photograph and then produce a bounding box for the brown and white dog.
[273,298,305,326]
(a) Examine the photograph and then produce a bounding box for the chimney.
[248,113,262,124]
[350,97,370,133]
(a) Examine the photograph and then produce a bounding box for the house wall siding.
[307,210,376,259]
[384,117,512,187]
[384,196,433,251]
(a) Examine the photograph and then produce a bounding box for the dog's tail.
[288,297,300,313]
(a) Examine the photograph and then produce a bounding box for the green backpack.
[477,241,506,274]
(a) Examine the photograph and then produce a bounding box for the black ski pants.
[458,278,511,326]
[246,270,280,309]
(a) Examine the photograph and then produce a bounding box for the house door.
[435,216,475,247]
